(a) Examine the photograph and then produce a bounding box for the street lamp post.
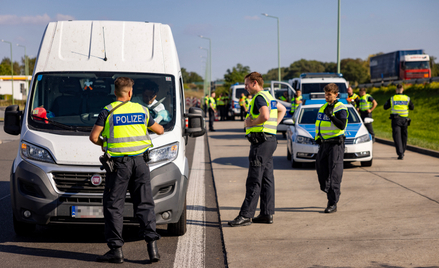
[17,44,28,97]
[1,39,14,104]
[337,0,341,74]
[199,35,211,93]
[200,47,209,96]
[262,13,281,82]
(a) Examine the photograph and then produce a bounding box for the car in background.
[285,99,373,168]
[228,83,247,120]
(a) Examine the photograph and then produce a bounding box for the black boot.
[147,241,160,262]
[96,247,123,263]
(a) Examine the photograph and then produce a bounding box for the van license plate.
[71,206,104,218]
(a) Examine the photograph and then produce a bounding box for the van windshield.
[28,72,176,134]
[302,83,347,95]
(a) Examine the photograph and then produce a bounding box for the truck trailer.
[369,50,431,82]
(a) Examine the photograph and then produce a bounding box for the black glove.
[324,104,334,118]
[316,138,322,145]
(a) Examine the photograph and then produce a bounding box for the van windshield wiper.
[32,115,91,132]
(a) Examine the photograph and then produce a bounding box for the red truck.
[370,50,431,82]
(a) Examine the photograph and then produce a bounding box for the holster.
[99,152,114,173]
[143,150,151,163]
[246,132,268,145]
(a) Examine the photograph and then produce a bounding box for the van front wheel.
[13,215,36,236]
[167,198,187,236]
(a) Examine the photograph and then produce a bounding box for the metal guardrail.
[357,76,439,88]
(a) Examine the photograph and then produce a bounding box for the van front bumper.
[10,159,188,226]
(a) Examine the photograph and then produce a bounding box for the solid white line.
[0,194,11,202]
[173,135,206,268]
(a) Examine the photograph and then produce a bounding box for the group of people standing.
[226,75,415,228]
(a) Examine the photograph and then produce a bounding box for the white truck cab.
[4,21,205,236]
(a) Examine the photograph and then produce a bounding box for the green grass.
[365,82,439,151]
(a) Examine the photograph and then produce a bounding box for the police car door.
[270,81,296,119]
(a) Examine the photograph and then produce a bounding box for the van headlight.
[354,134,370,144]
[296,135,316,145]
[148,142,179,164]
[21,142,55,163]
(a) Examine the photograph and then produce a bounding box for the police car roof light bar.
[300,73,343,78]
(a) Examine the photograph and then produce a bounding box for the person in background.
[239,92,247,121]
[383,84,414,160]
[208,91,217,131]
[290,89,302,115]
[346,86,359,108]
[356,88,377,141]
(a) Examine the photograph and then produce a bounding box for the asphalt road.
[209,121,439,268]
[0,135,226,267]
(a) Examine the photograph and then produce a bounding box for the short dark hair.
[114,77,134,97]
[324,83,339,94]
[245,72,264,87]
[359,88,367,93]
[396,84,403,89]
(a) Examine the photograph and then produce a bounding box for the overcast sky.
[1,0,438,80]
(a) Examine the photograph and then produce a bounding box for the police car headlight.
[296,135,316,145]
[354,134,370,144]
[148,142,179,164]
[20,142,55,163]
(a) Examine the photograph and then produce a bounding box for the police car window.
[235,88,247,98]
[298,108,319,124]
[347,107,361,123]
[28,72,176,134]
[302,83,347,94]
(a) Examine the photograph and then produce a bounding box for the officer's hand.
[324,104,333,118]
[316,138,322,145]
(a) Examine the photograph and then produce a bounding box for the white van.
[3,21,205,236]
[228,83,247,119]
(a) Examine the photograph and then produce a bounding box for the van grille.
[52,172,106,193]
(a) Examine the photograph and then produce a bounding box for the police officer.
[356,88,377,141]
[290,89,302,115]
[346,86,359,108]
[208,91,217,131]
[89,77,164,263]
[228,72,286,227]
[239,92,247,121]
[203,94,209,118]
[315,83,348,213]
[383,84,414,160]
[216,93,225,121]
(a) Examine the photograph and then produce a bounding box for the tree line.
[2,55,438,88]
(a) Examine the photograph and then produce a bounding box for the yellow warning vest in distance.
[391,94,410,117]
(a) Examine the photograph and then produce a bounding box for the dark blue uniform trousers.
[104,155,160,249]
[316,141,344,206]
[240,135,277,218]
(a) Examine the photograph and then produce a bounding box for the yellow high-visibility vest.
[315,102,348,140]
[102,101,152,157]
[245,91,278,135]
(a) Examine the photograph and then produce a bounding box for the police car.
[285,98,373,168]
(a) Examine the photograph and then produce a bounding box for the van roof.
[35,21,180,75]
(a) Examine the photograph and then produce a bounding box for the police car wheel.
[361,159,373,167]
[292,159,302,168]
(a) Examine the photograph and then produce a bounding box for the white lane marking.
[0,194,10,202]
[173,135,206,268]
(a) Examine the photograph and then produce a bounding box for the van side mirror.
[4,105,22,135]
[185,107,206,138]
